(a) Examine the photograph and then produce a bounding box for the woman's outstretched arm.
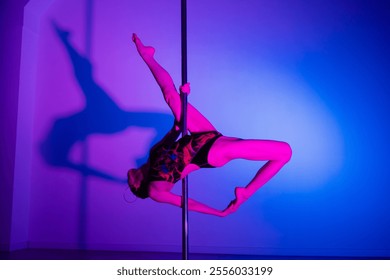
[148,186,229,217]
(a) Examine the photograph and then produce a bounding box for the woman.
[128,34,292,217]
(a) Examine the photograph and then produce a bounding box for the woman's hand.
[179,83,191,95]
[219,209,232,217]
[219,202,236,217]
[220,195,243,217]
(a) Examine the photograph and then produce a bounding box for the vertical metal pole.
[181,0,189,260]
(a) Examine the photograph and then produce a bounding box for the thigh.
[167,92,216,133]
[208,136,291,166]
[187,103,216,133]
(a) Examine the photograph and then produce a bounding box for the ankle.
[235,187,249,200]
[139,46,155,59]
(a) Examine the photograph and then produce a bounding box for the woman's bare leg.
[132,34,216,133]
[208,137,292,212]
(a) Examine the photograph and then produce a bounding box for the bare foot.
[227,187,249,212]
[132,33,155,58]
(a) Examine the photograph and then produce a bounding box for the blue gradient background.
[3,0,389,257]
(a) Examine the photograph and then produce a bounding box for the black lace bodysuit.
[147,130,222,184]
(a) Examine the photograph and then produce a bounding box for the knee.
[280,142,292,163]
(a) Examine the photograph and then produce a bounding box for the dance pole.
[181,0,189,260]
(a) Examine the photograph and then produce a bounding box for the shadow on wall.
[39,21,173,183]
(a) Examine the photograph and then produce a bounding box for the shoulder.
[148,181,174,202]
[148,180,174,193]
[148,182,180,205]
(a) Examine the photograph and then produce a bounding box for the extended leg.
[132,34,216,133]
[208,137,292,212]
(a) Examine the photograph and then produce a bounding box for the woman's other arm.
[148,186,229,217]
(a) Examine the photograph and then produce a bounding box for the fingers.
[227,200,240,212]
[179,83,191,94]
[220,209,232,217]
[220,200,240,217]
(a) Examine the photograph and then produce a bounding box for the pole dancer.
[128,34,292,217]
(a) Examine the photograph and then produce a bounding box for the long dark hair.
[130,180,149,199]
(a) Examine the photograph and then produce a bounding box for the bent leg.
[132,34,216,133]
[208,137,292,211]
[208,137,292,166]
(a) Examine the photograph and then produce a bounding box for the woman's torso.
[147,131,221,185]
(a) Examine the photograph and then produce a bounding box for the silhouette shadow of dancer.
[39,22,173,183]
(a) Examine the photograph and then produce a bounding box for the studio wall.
[6,0,390,257]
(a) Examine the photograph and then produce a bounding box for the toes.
[132,33,138,42]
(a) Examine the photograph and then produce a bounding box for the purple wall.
[3,0,390,257]
[27,0,185,252]
[0,0,30,251]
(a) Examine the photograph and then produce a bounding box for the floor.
[1,248,388,260]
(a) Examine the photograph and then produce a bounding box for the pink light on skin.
[129,34,292,217]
